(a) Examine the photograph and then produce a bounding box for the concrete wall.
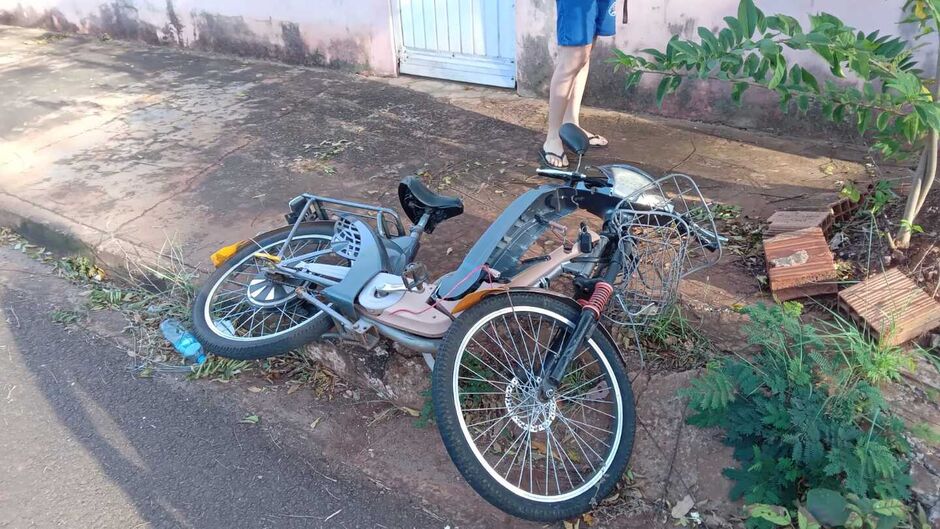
[0,0,397,73]
[2,0,932,133]
[516,0,933,134]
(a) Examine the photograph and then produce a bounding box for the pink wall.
[0,0,399,74]
[514,0,933,133]
[517,0,931,81]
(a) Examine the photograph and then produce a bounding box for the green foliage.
[840,182,863,203]
[188,356,252,381]
[863,180,898,215]
[748,504,793,526]
[899,219,925,234]
[50,309,82,325]
[54,255,105,282]
[640,304,713,369]
[87,286,142,310]
[817,315,915,386]
[746,488,915,529]
[807,488,851,526]
[909,422,940,446]
[611,0,940,159]
[682,304,911,506]
[414,389,435,428]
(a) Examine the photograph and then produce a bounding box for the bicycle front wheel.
[432,292,635,522]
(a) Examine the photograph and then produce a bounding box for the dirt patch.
[627,370,739,524]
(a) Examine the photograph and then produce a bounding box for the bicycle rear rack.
[285,193,407,239]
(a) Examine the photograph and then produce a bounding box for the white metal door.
[397,0,516,88]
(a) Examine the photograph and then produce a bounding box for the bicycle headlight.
[609,166,654,199]
[607,166,668,208]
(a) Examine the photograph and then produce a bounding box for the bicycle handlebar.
[536,166,724,253]
[535,167,609,188]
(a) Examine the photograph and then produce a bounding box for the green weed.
[188,356,252,381]
[861,180,898,216]
[50,309,82,325]
[711,203,742,220]
[910,422,940,447]
[54,255,105,282]
[87,287,143,310]
[636,304,713,370]
[414,389,434,428]
[817,315,915,386]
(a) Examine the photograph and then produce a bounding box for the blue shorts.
[556,0,617,47]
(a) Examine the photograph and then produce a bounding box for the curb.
[0,191,174,278]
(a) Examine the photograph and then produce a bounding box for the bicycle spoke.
[203,234,339,340]
[452,301,624,501]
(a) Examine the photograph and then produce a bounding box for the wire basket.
[605,173,722,327]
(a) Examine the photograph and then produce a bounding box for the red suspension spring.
[581,281,614,320]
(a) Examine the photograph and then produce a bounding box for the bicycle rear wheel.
[191,222,340,360]
[432,291,635,521]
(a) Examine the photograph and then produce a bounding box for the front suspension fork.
[538,249,621,399]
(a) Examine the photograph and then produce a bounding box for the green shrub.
[681,304,911,506]
[817,315,915,386]
[747,487,927,529]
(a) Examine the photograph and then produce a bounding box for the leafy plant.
[50,309,82,325]
[909,422,940,446]
[414,389,435,428]
[748,490,913,529]
[87,287,142,310]
[54,255,105,282]
[681,303,911,506]
[816,314,915,386]
[747,488,923,529]
[862,180,898,215]
[611,0,940,248]
[638,303,713,369]
[188,356,252,381]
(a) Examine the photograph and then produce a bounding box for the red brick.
[764,227,839,301]
[839,268,940,346]
[766,210,834,238]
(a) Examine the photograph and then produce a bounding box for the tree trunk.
[896,35,940,249]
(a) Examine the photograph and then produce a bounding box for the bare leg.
[562,55,590,127]
[563,47,608,146]
[542,45,591,167]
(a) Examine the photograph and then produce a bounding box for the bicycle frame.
[247,161,720,372]
[249,180,620,364]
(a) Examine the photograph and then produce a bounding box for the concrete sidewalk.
[0,25,873,285]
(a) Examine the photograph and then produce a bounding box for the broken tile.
[766,210,834,238]
[764,227,839,301]
[838,268,940,346]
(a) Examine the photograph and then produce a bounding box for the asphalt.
[0,246,444,529]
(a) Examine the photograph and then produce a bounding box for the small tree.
[612,0,940,248]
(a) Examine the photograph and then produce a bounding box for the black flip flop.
[538,147,569,168]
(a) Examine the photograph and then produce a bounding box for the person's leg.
[562,47,591,128]
[563,52,608,146]
[542,45,592,167]
[542,0,595,167]
[563,0,617,147]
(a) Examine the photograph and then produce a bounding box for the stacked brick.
[761,198,940,345]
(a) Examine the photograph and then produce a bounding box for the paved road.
[0,246,443,529]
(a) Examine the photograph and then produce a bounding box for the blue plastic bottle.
[160,319,207,365]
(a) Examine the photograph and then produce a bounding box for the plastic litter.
[160,318,207,365]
